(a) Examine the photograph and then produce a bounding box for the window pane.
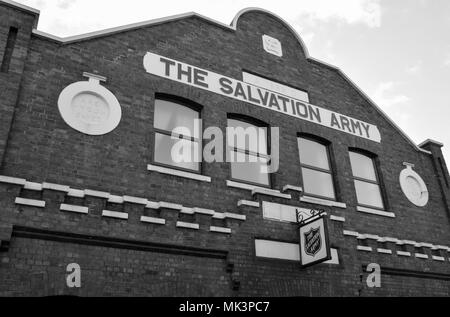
[154,133,200,171]
[230,151,269,186]
[301,167,335,199]
[154,99,199,137]
[354,180,384,209]
[349,152,377,181]
[227,119,267,154]
[298,138,330,170]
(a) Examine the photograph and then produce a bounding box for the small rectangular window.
[349,151,385,210]
[298,137,335,200]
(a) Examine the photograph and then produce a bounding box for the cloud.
[406,61,422,74]
[372,81,410,108]
[292,0,382,28]
[444,56,450,67]
[57,0,77,10]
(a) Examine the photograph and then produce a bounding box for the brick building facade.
[0,0,449,296]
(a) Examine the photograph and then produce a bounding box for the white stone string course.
[0,175,245,234]
[343,230,450,263]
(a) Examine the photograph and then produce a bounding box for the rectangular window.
[349,151,384,209]
[153,97,201,172]
[298,137,335,200]
[227,118,270,186]
[1,27,18,73]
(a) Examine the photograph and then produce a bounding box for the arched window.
[153,96,201,172]
[297,136,336,200]
[349,150,384,210]
[227,116,270,187]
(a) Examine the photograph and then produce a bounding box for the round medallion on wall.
[399,163,429,207]
[58,73,122,135]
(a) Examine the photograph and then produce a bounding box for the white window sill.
[396,251,411,257]
[15,197,45,208]
[251,187,291,199]
[226,180,265,191]
[415,253,429,259]
[60,204,88,214]
[282,185,303,193]
[300,195,346,209]
[356,206,395,218]
[148,164,211,182]
[432,256,445,262]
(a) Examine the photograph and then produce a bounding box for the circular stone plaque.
[399,164,429,207]
[58,76,121,135]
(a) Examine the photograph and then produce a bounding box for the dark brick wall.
[0,5,449,296]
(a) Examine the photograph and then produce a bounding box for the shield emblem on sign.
[304,227,322,256]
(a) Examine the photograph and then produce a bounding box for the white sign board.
[143,52,381,143]
[299,216,331,267]
[262,35,283,57]
[242,71,309,103]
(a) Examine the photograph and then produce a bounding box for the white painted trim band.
[238,200,260,208]
[357,246,372,252]
[15,197,45,208]
[84,189,110,199]
[224,212,246,221]
[330,215,345,222]
[42,182,70,192]
[140,216,166,225]
[123,196,148,205]
[377,248,392,254]
[176,221,199,230]
[343,230,359,237]
[0,175,26,186]
[210,226,232,234]
[60,204,88,214]
[68,189,85,198]
[24,182,43,191]
[102,210,128,220]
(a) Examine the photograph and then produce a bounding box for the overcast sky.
[15,0,450,162]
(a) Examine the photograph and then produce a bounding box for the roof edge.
[1,0,40,15]
[32,11,234,45]
[418,139,444,148]
[28,7,432,155]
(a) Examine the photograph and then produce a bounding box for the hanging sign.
[299,215,331,268]
[143,52,381,143]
